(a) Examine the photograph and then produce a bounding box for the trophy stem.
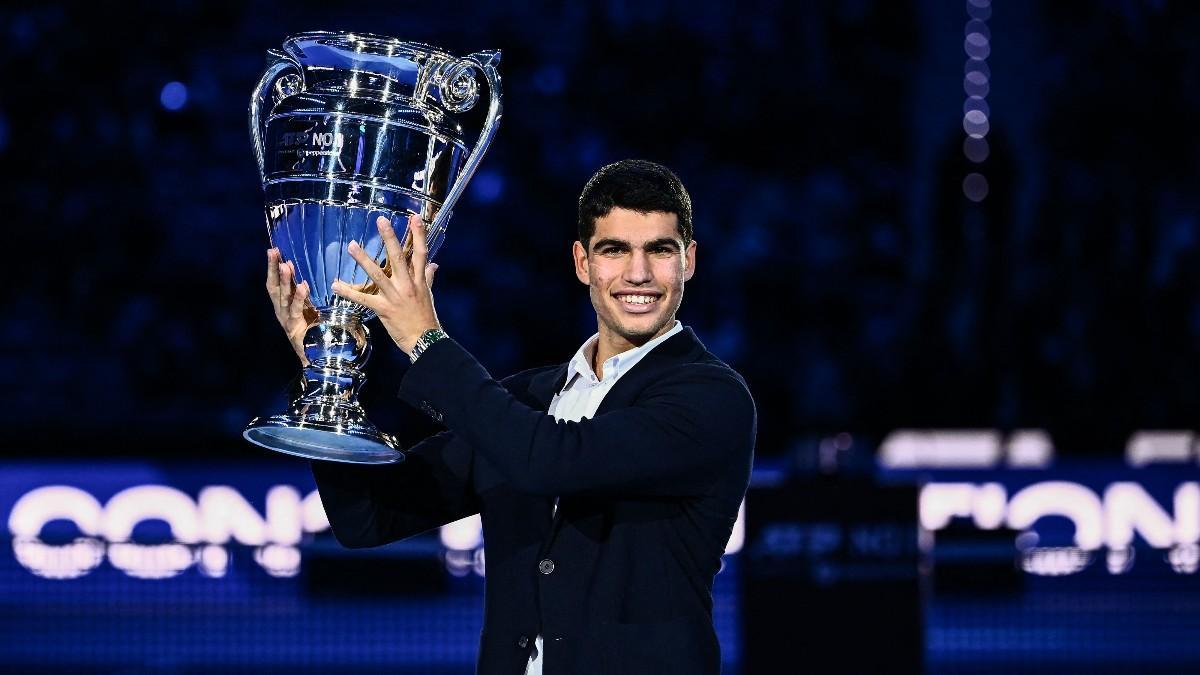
[244,308,402,464]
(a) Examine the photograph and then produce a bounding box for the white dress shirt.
[524,321,683,674]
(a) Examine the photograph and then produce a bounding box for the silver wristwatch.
[409,327,448,363]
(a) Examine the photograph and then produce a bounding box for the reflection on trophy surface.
[243,32,502,464]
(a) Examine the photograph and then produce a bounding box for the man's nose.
[624,251,653,283]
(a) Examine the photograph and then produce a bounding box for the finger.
[376,215,406,278]
[425,262,438,288]
[266,248,279,283]
[410,214,429,285]
[347,240,398,296]
[289,281,310,321]
[278,262,294,313]
[331,278,383,312]
[266,248,282,302]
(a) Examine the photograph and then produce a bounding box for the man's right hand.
[266,247,317,365]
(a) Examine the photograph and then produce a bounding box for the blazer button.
[517,635,529,649]
[538,558,556,575]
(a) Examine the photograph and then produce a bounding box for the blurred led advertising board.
[0,460,745,581]
[880,429,1200,576]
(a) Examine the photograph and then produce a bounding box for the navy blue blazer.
[312,326,756,675]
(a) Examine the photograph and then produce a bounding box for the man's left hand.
[332,213,441,356]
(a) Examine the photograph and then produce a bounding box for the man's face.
[572,207,696,350]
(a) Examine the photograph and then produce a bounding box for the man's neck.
[590,320,676,378]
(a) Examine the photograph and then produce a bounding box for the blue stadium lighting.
[470,169,504,203]
[962,0,991,200]
[160,81,188,111]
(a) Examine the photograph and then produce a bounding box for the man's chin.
[613,317,670,344]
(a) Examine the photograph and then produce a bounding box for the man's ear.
[683,240,697,282]
[573,240,590,285]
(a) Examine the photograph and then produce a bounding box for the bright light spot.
[254,544,300,577]
[724,500,745,555]
[1006,430,1054,467]
[963,96,990,117]
[1022,546,1092,576]
[108,543,194,579]
[160,81,188,111]
[879,430,1001,469]
[199,544,229,578]
[963,173,989,202]
[963,109,990,138]
[12,537,105,580]
[964,34,991,59]
[1169,544,1200,574]
[1107,546,1134,574]
[964,71,990,97]
[1126,430,1194,466]
[440,514,483,550]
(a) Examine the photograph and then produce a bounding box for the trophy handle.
[428,50,504,238]
[249,49,304,185]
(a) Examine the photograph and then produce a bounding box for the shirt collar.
[562,320,684,390]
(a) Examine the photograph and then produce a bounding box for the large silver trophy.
[243,32,502,464]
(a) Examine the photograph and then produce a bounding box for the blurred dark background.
[6,0,1200,460]
[4,1,1200,673]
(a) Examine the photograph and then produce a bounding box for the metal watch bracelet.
[409,328,448,363]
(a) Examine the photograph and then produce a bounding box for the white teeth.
[619,294,656,305]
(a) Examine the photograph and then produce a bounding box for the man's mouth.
[614,292,662,312]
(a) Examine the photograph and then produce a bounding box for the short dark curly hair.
[577,159,693,248]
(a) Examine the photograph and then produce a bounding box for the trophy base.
[244,415,403,464]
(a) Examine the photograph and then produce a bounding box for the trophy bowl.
[243,32,502,464]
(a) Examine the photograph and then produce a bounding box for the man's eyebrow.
[642,237,681,250]
[591,238,629,251]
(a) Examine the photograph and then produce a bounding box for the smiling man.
[283,159,756,675]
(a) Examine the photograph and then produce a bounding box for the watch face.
[411,329,446,362]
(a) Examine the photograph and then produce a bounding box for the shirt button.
[517,635,529,649]
[538,558,556,575]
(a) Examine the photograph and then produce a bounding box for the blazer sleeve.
[310,429,479,549]
[399,338,756,498]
